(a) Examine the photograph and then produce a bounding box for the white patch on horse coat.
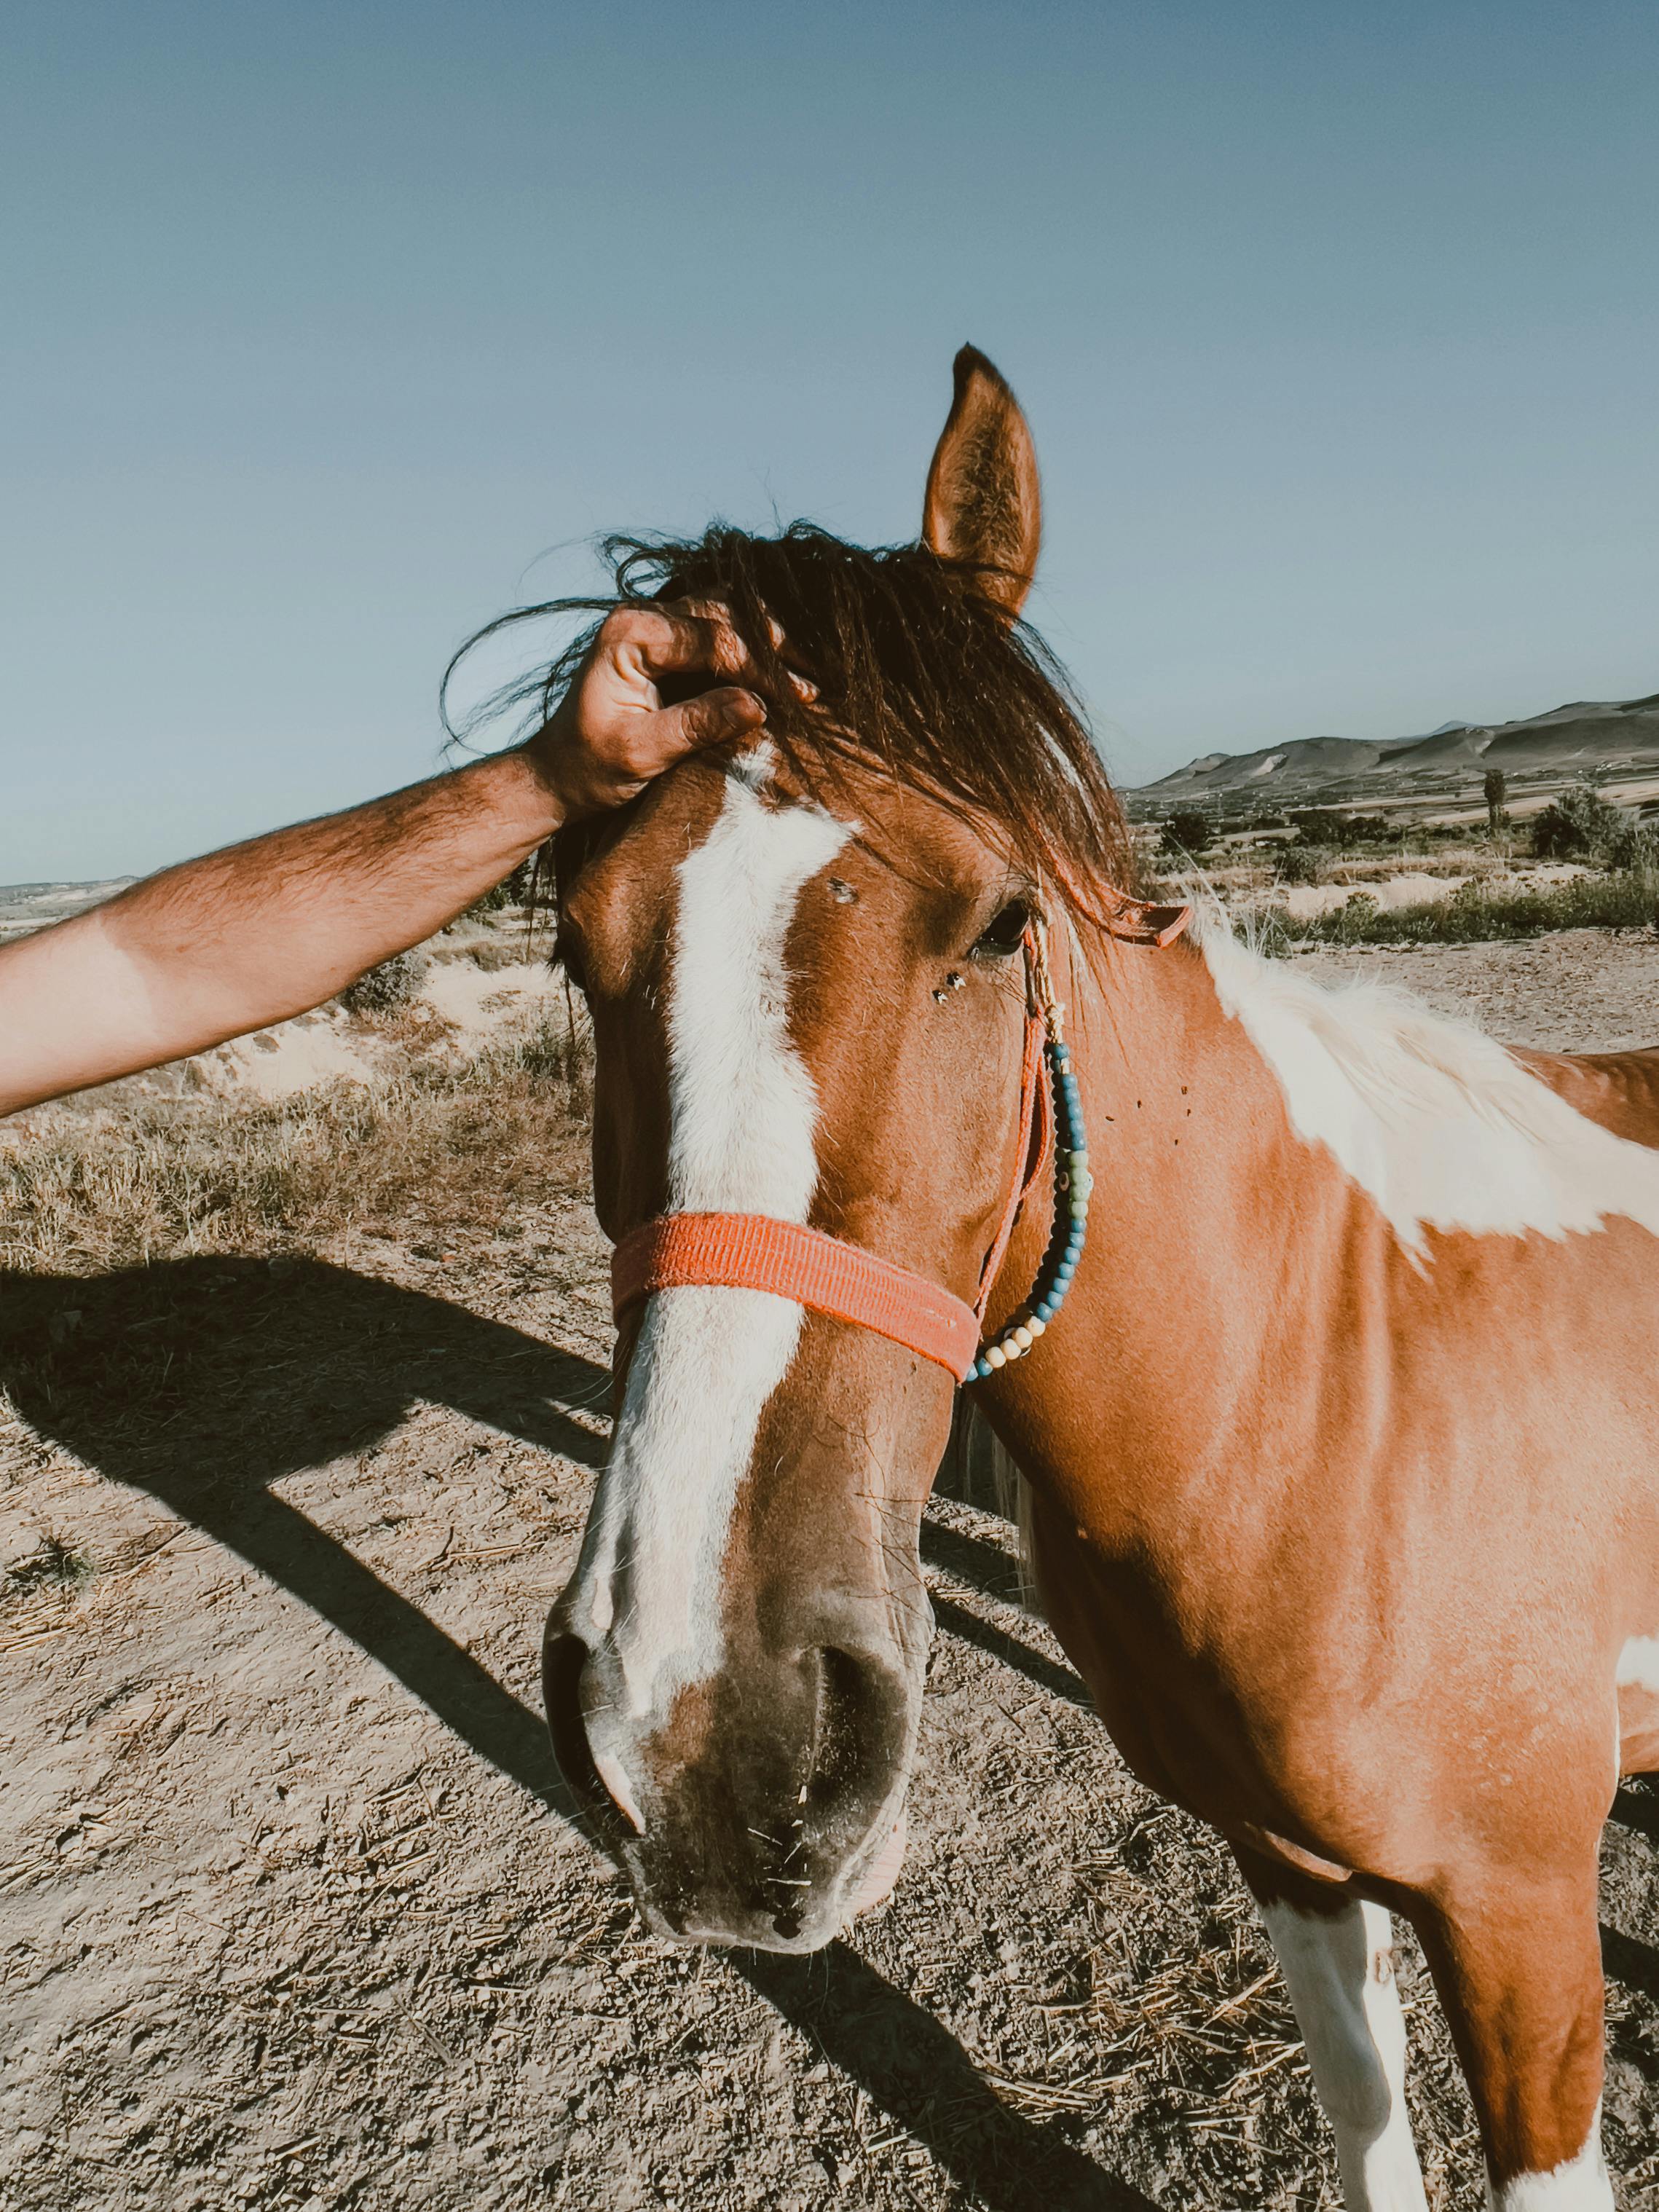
[1485,2104,1610,2210]
[574,751,851,1739]
[1616,1635,1659,1694]
[1201,926,1659,1255]
[1260,1897,1428,2211]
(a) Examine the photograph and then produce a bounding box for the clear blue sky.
[5,1,1657,881]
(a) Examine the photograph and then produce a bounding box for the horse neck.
[996,924,1357,1515]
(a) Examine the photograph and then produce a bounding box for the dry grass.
[0,1015,593,1277]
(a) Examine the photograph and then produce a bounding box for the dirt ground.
[1300,926,1659,1051]
[1,931,1657,2211]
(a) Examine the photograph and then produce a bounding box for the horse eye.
[974,900,1031,957]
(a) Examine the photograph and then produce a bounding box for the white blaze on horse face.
[1202,926,1659,1256]
[575,750,851,1728]
[1259,1897,1428,2212]
[1485,2104,1611,2211]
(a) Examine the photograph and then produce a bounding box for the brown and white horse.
[541,350,1659,2209]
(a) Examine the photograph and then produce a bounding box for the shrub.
[1329,891,1381,943]
[1273,865,1659,949]
[1532,779,1642,870]
[1160,809,1213,861]
[1288,810,1363,850]
[1275,843,1320,886]
[339,950,429,1016]
[1600,819,1659,873]
[1530,804,1584,860]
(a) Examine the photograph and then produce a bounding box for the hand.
[524,600,768,819]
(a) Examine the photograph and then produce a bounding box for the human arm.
[0,605,762,1117]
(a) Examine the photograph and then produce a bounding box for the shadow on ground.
[0,1256,1155,2212]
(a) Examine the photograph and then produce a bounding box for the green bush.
[1274,867,1659,950]
[1277,811,1400,854]
[1327,891,1381,943]
[338,950,429,1015]
[1159,809,1213,862]
[1530,804,1585,860]
[1531,779,1649,870]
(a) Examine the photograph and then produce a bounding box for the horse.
[533,347,1659,2209]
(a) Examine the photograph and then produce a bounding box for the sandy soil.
[1,940,1657,2211]
[1301,926,1659,1051]
[127,953,563,1105]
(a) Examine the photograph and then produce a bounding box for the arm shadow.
[1,1255,604,1810]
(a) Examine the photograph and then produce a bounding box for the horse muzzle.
[542,1598,927,1952]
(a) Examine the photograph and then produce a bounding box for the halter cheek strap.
[609,900,1191,1382]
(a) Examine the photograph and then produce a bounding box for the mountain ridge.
[1127,691,1659,814]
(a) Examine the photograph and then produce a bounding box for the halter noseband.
[610,892,1191,1385]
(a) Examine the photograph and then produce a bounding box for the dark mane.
[444,521,1135,924]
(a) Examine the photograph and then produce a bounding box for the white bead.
[1012,1326,1033,1350]
[1025,1316,1046,1337]
[985,1345,1006,1369]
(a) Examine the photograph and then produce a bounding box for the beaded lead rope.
[969,916,1090,1382]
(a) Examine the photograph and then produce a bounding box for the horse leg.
[1414,1871,1611,2209]
[1235,1846,1427,2211]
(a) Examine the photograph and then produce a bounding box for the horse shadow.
[0,1256,1154,2212]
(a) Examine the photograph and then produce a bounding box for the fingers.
[600,599,818,703]
[752,609,819,703]
[601,602,757,685]
[657,685,767,758]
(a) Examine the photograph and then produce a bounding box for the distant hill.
[1127,693,1659,817]
[0,878,134,942]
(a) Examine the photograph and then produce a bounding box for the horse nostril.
[544,1630,647,1835]
[804,1644,894,1817]
[543,1631,612,1811]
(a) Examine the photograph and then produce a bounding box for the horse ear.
[921,345,1042,617]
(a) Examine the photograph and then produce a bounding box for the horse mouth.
[542,1621,921,1951]
[648,1809,911,1952]
[849,1808,909,1913]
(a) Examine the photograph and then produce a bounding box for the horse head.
[541,350,1131,1949]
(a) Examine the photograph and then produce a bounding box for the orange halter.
[610,894,1190,1384]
